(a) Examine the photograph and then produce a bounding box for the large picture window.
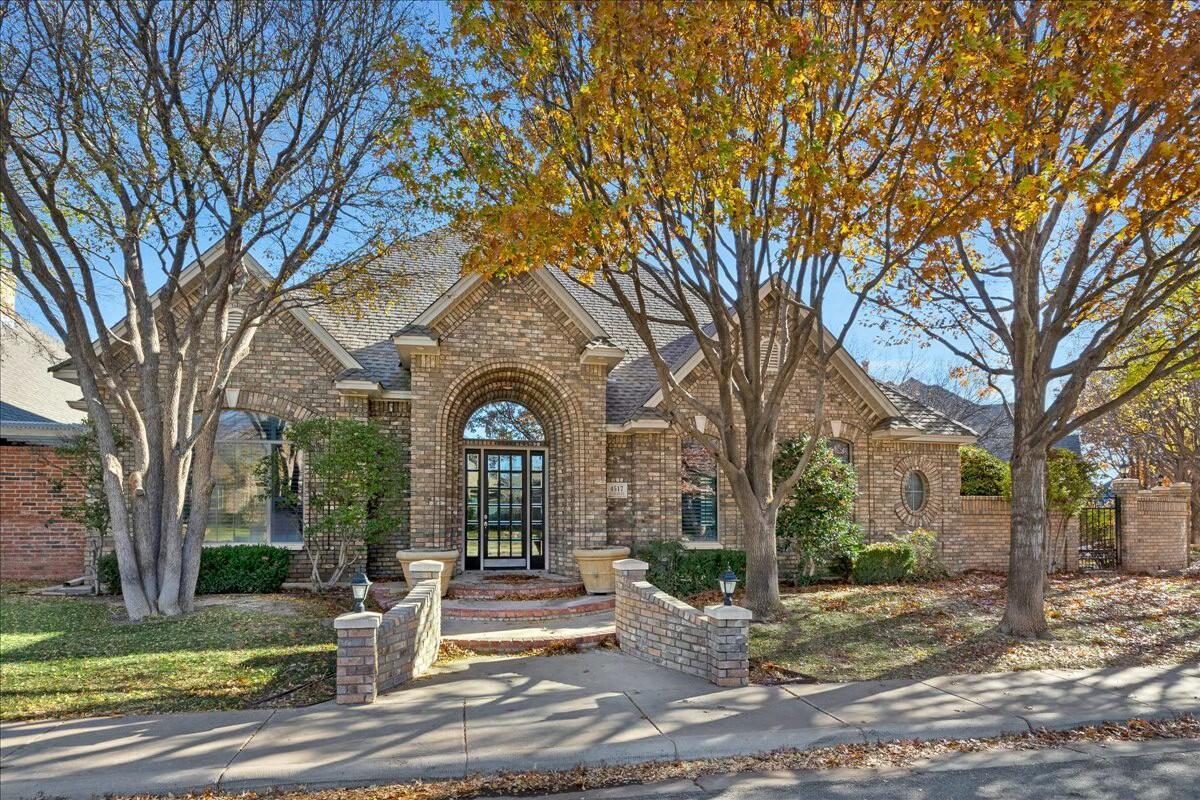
[206,410,303,545]
[680,437,718,542]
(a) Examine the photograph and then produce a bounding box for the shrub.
[774,436,862,581]
[194,545,292,594]
[960,445,1010,496]
[97,545,291,595]
[634,539,746,599]
[891,528,947,580]
[851,542,916,584]
[284,418,407,589]
[97,551,119,593]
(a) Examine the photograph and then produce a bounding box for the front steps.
[373,571,617,655]
[442,594,614,621]
[442,612,616,654]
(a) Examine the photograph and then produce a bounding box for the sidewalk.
[1,652,1197,800]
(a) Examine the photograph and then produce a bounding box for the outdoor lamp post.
[350,570,372,613]
[718,567,738,606]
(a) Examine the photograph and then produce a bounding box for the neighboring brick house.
[49,229,979,581]
[0,280,88,582]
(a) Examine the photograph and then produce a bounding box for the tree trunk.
[1000,443,1051,638]
[736,489,783,617]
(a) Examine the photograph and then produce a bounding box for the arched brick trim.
[892,452,945,527]
[222,388,318,422]
[427,361,592,574]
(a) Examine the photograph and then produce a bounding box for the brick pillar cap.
[334,611,382,630]
[1111,478,1140,493]
[705,604,753,621]
[409,560,445,574]
[613,558,649,572]
[1168,482,1192,496]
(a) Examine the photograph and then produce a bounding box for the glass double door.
[464,447,546,570]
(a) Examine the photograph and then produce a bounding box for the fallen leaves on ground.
[112,715,1199,800]
[749,573,1199,682]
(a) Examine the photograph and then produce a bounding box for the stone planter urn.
[396,549,458,597]
[573,546,631,594]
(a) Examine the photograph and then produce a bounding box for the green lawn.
[750,574,1200,683]
[0,591,341,721]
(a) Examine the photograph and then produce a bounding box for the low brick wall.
[952,483,1192,574]
[1115,480,1192,573]
[334,560,444,704]
[952,497,1079,573]
[613,558,751,688]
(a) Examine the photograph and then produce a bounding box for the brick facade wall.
[614,558,751,687]
[407,273,609,575]
[0,443,89,581]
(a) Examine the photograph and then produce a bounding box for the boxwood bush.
[633,539,746,599]
[851,542,916,585]
[97,544,292,595]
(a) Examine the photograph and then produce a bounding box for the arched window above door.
[463,401,545,441]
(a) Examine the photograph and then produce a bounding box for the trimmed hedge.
[97,544,292,595]
[851,542,916,584]
[633,539,746,599]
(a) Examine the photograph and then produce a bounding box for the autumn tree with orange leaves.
[873,2,1200,636]
[385,1,990,615]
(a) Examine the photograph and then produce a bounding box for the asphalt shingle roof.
[0,316,86,427]
[281,227,975,436]
[877,383,977,438]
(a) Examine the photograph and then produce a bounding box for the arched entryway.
[428,361,592,575]
[461,401,548,569]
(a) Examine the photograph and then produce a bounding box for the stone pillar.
[334,611,382,705]
[705,604,753,687]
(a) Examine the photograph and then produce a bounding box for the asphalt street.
[506,739,1200,800]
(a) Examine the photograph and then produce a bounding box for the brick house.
[0,279,88,582]
[49,229,980,581]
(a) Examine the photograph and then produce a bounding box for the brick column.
[1170,482,1193,546]
[704,604,752,687]
[334,611,382,705]
[613,558,648,648]
[409,559,444,638]
[1061,515,1080,572]
[1112,477,1140,570]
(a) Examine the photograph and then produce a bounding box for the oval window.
[902,470,928,512]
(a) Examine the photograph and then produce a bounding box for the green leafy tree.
[1043,448,1097,573]
[960,446,1011,497]
[774,437,862,581]
[284,419,407,590]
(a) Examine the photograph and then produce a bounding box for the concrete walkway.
[1,653,1197,799]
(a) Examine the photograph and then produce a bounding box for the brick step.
[447,574,587,601]
[442,611,616,655]
[442,594,615,621]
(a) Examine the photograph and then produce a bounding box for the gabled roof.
[50,240,364,385]
[1,313,86,444]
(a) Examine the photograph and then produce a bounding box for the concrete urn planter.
[573,546,631,594]
[396,549,459,596]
